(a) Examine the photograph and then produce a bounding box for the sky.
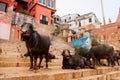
[55,0,120,24]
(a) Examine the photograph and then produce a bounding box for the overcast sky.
[55,0,120,24]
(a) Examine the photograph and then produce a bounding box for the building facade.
[0,0,56,40]
[60,12,101,33]
[54,13,101,42]
[91,9,120,45]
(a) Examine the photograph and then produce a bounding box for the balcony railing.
[12,12,35,26]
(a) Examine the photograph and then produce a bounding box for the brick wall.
[91,23,120,48]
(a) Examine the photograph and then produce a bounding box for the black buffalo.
[114,50,120,65]
[87,44,114,67]
[62,49,94,69]
[75,46,89,58]
[21,23,50,71]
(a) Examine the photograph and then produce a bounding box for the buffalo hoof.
[73,67,81,70]
[62,66,65,69]
[37,65,43,69]
[90,66,96,69]
[24,53,30,57]
[34,70,38,73]
[29,66,34,70]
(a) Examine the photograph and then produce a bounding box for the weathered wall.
[0,22,11,39]
[0,5,14,40]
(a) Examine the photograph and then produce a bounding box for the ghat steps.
[1,38,120,80]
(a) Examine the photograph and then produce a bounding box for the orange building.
[0,0,56,40]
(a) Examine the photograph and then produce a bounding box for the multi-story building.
[60,13,80,33]
[60,12,101,34]
[55,13,101,42]
[0,0,56,40]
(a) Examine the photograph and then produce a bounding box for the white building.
[60,12,101,33]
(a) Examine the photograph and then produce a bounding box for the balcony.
[12,12,35,26]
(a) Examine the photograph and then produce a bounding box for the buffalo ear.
[29,24,37,31]
[29,24,34,29]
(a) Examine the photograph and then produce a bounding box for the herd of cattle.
[20,23,120,72]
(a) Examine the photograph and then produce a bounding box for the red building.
[0,0,56,40]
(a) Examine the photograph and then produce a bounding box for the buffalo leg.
[45,53,48,68]
[33,56,38,70]
[38,56,43,69]
[84,59,95,69]
[117,59,120,65]
[111,57,115,67]
[92,56,96,67]
[107,58,114,66]
[29,56,33,69]
[107,58,111,66]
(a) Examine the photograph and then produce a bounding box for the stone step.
[106,71,120,80]
[72,68,120,80]
[0,56,29,62]
[0,67,96,80]
[0,61,62,67]
[1,66,120,80]
[0,56,62,63]
[72,74,106,80]
[113,77,120,80]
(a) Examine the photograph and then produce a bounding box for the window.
[65,19,66,23]
[54,17,57,23]
[54,18,59,23]
[89,18,92,23]
[95,17,98,22]
[48,0,54,8]
[79,21,81,26]
[39,0,46,5]
[57,18,59,21]
[40,15,48,25]
[69,17,71,20]
[0,1,7,12]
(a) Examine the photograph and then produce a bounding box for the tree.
[91,38,100,46]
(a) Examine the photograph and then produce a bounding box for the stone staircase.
[1,38,120,80]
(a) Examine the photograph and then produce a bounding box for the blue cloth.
[70,37,91,49]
